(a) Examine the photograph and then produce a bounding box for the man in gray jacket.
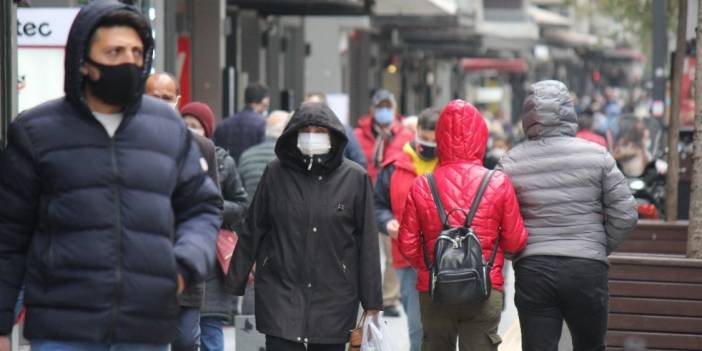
[497,80,637,351]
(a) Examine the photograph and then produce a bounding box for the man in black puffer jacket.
[0,1,222,350]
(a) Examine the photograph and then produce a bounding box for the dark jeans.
[200,317,225,351]
[172,306,201,351]
[419,290,503,351]
[265,335,344,351]
[515,256,609,351]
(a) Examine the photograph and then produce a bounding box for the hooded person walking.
[398,100,528,351]
[497,80,637,351]
[226,102,382,350]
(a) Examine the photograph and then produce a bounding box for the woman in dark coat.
[181,102,249,351]
[227,102,382,350]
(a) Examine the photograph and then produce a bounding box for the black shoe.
[382,305,400,318]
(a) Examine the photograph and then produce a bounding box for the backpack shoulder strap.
[427,173,449,230]
[464,170,495,228]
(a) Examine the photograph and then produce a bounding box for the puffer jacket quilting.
[398,100,528,293]
[497,80,637,262]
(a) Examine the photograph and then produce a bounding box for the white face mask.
[297,132,331,156]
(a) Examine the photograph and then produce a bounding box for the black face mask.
[415,141,437,160]
[85,58,142,106]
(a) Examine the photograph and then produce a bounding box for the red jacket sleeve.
[497,173,528,255]
[398,179,428,271]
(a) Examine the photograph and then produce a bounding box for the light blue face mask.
[374,108,394,126]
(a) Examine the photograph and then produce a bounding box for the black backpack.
[421,170,499,304]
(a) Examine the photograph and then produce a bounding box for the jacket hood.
[64,0,155,117]
[275,102,348,174]
[436,100,488,166]
[522,80,577,140]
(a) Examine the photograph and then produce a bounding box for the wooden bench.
[615,220,688,255]
[607,254,702,350]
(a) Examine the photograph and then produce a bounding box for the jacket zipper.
[302,175,321,343]
[107,138,123,342]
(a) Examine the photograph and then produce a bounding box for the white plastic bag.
[360,314,398,351]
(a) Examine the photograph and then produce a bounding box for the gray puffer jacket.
[497,80,637,264]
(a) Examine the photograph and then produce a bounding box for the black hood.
[64,0,154,118]
[275,102,348,174]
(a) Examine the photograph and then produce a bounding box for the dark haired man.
[214,82,270,162]
[0,2,221,350]
[374,108,440,351]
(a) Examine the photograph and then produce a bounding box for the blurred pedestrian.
[226,102,382,350]
[239,111,291,201]
[374,108,440,351]
[497,80,637,351]
[399,100,528,351]
[354,89,413,317]
[484,133,511,170]
[145,71,181,109]
[614,116,651,177]
[576,110,607,148]
[146,75,218,351]
[604,87,622,138]
[214,83,270,162]
[180,102,249,351]
[355,89,413,180]
[305,92,367,168]
[0,2,221,350]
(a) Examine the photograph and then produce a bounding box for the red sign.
[177,36,192,106]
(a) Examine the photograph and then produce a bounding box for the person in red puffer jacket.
[398,100,528,351]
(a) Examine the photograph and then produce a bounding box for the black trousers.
[265,335,345,351]
[514,256,609,351]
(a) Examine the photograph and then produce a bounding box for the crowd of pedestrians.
[0,1,639,351]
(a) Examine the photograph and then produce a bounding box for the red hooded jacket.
[398,100,528,292]
[354,114,414,182]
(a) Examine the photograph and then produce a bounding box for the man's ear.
[175,95,181,108]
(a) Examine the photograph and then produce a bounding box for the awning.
[384,26,482,58]
[372,0,482,28]
[477,20,539,53]
[461,58,528,73]
[228,0,370,15]
[530,0,567,6]
[543,29,613,49]
[528,5,570,27]
[602,48,646,61]
[374,0,456,16]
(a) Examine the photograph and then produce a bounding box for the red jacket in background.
[576,130,607,148]
[383,147,436,269]
[354,114,414,182]
[398,100,528,293]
